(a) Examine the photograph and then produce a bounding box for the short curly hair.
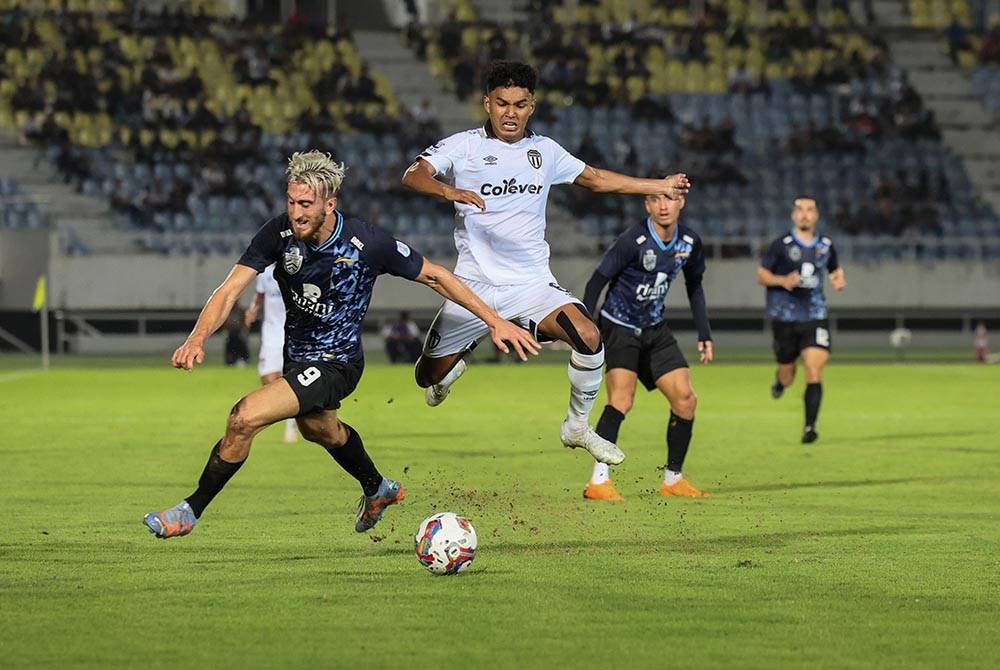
[483,60,537,94]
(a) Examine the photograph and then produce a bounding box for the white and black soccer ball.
[889,327,913,348]
[414,512,477,575]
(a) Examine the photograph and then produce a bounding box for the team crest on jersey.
[283,246,303,274]
[788,246,802,261]
[526,149,542,169]
[641,248,657,271]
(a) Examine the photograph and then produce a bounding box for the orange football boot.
[660,478,710,498]
[583,480,624,501]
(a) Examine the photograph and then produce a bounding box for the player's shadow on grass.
[723,476,933,493]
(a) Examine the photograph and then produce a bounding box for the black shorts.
[283,359,364,416]
[599,317,688,391]
[771,319,832,364]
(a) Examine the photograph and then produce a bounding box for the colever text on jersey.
[479,177,543,196]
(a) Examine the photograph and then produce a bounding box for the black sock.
[326,424,383,497]
[666,412,694,473]
[185,441,245,518]
[804,382,822,428]
[595,405,625,444]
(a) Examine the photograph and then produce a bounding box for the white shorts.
[423,275,581,357]
[258,331,284,377]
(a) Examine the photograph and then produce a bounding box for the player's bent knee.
[556,309,602,355]
[673,391,697,417]
[226,399,256,437]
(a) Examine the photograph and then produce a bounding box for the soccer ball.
[414,512,477,575]
[889,327,913,348]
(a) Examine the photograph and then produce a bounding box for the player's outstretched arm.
[574,165,690,200]
[172,264,258,371]
[829,267,847,291]
[414,259,540,361]
[402,159,486,211]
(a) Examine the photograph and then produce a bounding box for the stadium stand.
[0,0,460,257]
[0,176,49,229]
[404,0,999,260]
[0,0,997,261]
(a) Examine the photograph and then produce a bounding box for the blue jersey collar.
[790,228,818,248]
[311,211,344,252]
[646,217,678,251]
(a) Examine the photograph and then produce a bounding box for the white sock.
[664,469,683,485]
[591,462,610,484]
[284,418,296,432]
[436,358,467,389]
[565,348,604,427]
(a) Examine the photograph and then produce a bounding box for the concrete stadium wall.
[0,229,49,310]
[1,228,996,317]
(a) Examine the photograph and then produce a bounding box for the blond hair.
[286,151,347,200]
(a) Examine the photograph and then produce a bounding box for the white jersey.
[255,263,286,357]
[419,124,586,285]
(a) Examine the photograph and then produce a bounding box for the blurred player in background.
[757,197,846,444]
[245,263,298,443]
[402,60,690,467]
[974,321,989,362]
[143,150,539,539]
[381,310,422,363]
[582,189,713,500]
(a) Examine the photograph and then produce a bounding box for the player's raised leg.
[143,380,298,538]
[800,346,829,444]
[415,298,488,406]
[772,361,796,399]
[539,303,625,466]
[656,367,709,498]
[416,353,468,407]
[297,411,404,532]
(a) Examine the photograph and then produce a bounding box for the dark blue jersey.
[238,211,424,363]
[760,230,839,322]
[593,220,708,333]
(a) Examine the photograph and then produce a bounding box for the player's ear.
[325,196,337,215]
[482,95,490,113]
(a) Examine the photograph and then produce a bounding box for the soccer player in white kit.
[245,263,298,443]
[402,61,690,466]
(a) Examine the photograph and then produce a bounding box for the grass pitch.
[2,357,999,669]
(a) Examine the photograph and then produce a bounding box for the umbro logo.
[483,155,498,165]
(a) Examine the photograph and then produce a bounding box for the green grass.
[2,360,999,668]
